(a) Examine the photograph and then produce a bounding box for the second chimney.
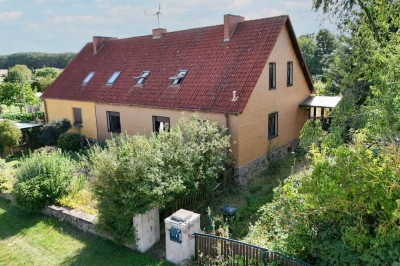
[224,14,244,42]
[152,28,167,39]
[93,36,117,54]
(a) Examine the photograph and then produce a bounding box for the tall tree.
[4,65,32,84]
[32,67,62,92]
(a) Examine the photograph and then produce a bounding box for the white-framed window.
[135,71,151,85]
[170,70,188,85]
[106,71,121,85]
[82,71,95,85]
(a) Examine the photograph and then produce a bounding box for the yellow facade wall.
[232,26,310,167]
[44,99,98,139]
[94,104,239,162]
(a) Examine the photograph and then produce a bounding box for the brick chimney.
[92,36,117,54]
[224,14,244,42]
[152,28,167,39]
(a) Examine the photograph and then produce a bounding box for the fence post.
[132,207,160,253]
[165,209,200,265]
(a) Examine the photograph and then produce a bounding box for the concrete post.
[133,207,160,253]
[165,209,200,265]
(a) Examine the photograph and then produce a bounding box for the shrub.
[0,120,22,151]
[247,142,400,265]
[13,150,77,210]
[89,116,230,243]
[57,133,83,152]
[39,119,71,146]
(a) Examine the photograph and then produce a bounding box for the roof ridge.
[108,15,290,42]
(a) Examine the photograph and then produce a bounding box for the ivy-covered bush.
[89,116,230,243]
[0,112,45,123]
[247,141,400,265]
[39,118,71,146]
[13,150,77,210]
[57,133,83,152]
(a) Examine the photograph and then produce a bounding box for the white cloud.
[43,8,52,14]
[0,11,22,20]
[231,0,252,9]
[48,15,105,24]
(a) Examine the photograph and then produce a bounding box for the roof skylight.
[106,71,121,85]
[170,70,188,85]
[135,71,151,85]
[82,71,95,85]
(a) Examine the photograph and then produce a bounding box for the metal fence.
[194,233,310,266]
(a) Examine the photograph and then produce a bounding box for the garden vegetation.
[89,116,230,244]
[13,150,77,210]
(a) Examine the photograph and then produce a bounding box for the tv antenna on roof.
[144,1,165,28]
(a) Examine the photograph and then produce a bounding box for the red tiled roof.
[43,15,313,114]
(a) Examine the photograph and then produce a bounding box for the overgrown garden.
[245,1,400,265]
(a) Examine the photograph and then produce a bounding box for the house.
[42,14,315,181]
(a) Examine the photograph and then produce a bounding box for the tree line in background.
[0,52,75,69]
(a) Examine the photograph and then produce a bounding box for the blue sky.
[0,0,335,55]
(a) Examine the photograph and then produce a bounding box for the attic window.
[82,71,95,85]
[170,70,188,85]
[135,71,151,85]
[106,71,121,85]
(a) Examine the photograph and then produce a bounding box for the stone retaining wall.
[235,139,299,184]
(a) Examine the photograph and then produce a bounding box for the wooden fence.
[160,192,210,220]
[194,233,309,266]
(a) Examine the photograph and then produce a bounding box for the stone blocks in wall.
[236,139,299,184]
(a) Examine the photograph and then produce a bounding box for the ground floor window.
[73,107,82,125]
[152,116,170,133]
[107,111,121,133]
[268,112,278,139]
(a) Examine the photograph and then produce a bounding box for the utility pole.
[19,72,27,113]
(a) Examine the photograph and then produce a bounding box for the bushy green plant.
[247,142,400,265]
[57,132,83,152]
[13,150,77,210]
[89,116,230,243]
[39,118,71,146]
[0,119,22,151]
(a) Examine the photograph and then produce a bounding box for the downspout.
[43,99,49,124]
[225,113,230,157]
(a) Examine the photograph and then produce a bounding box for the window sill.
[287,84,293,87]
[269,87,276,90]
[268,135,278,140]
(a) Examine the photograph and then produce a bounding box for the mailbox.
[168,226,182,243]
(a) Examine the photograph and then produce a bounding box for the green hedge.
[0,112,45,123]
[57,133,83,152]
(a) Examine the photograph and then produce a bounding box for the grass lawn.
[0,199,170,266]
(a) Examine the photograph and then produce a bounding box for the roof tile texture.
[43,16,290,113]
